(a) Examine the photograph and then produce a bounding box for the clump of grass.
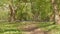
[37,22,54,28]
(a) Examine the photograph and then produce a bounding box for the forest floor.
[0,21,60,34]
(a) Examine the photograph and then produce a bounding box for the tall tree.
[0,0,16,22]
[9,0,16,22]
[52,0,60,24]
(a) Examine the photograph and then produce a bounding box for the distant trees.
[0,0,60,23]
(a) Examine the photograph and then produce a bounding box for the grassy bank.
[0,22,59,34]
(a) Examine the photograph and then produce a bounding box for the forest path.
[22,28,48,34]
[17,22,48,34]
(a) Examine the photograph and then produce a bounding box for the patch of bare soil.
[31,28,45,34]
[17,23,48,34]
[22,28,48,34]
[18,24,38,31]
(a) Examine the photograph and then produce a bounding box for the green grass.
[0,22,60,34]
[0,22,22,34]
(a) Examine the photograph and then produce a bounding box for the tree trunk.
[52,0,60,24]
[9,4,15,22]
[8,0,16,22]
[50,14,54,22]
